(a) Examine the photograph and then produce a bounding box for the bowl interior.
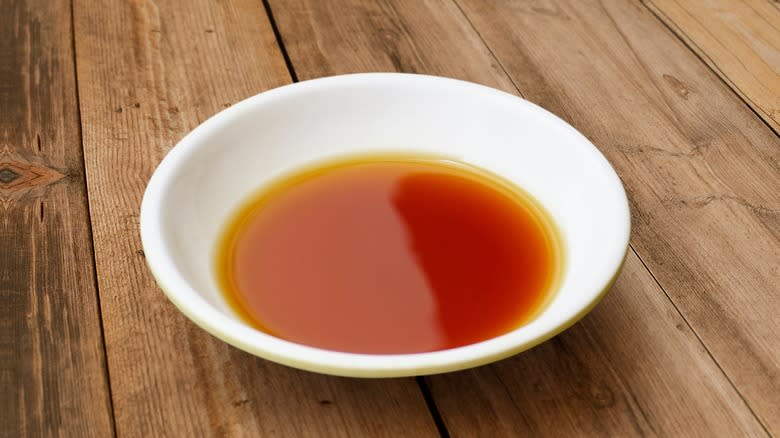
[142,74,629,376]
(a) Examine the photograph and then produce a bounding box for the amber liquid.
[216,156,561,354]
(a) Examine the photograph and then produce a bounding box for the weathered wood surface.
[644,0,780,133]
[0,0,114,436]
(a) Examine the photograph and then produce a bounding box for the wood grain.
[268,0,771,435]
[643,0,780,133]
[72,0,438,436]
[454,0,780,433]
[270,0,515,88]
[0,0,114,436]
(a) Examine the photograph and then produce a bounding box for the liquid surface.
[216,157,561,354]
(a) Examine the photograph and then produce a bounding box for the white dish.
[140,73,630,377]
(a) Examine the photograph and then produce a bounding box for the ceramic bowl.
[140,73,630,377]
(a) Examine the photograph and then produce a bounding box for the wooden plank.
[642,0,780,133]
[0,0,115,436]
[270,0,516,88]
[453,0,780,433]
[72,0,438,436]
[268,0,770,435]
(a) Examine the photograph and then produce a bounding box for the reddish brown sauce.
[216,157,561,354]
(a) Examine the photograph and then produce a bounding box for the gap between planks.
[630,247,771,436]
[68,0,119,435]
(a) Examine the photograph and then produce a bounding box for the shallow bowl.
[140,73,630,377]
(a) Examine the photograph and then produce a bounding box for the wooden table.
[3,0,778,436]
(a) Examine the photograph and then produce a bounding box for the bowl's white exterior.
[140,73,630,377]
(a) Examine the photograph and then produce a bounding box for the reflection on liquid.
[392,171,554,350]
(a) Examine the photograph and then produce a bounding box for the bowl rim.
[140,72,631,377]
